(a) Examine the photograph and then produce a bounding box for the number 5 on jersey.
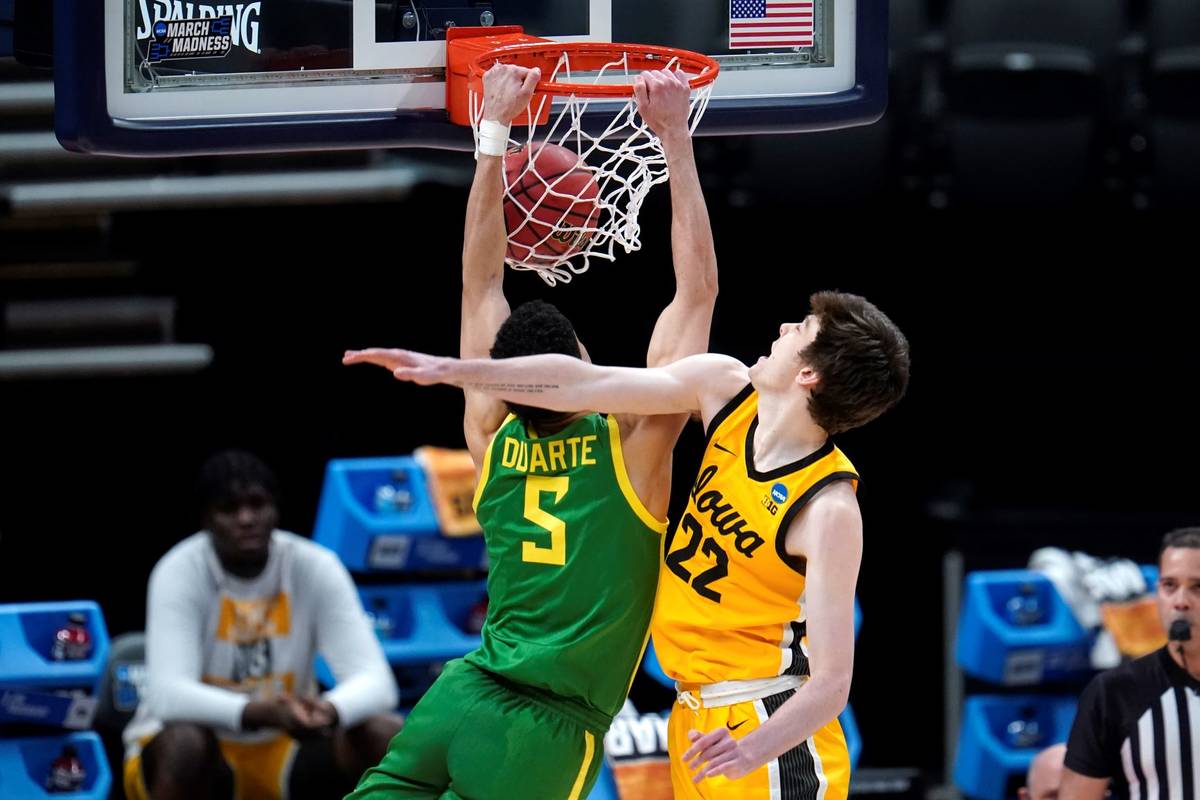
[522,476,568,566]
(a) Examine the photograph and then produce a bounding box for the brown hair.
[800,291,911,435]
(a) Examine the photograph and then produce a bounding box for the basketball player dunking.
[347,292,910,800]
[345,63,719,799]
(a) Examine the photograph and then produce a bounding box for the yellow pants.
[667,693,850,800]
[124,734,297,800]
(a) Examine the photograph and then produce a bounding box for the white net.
[470,50,715,286]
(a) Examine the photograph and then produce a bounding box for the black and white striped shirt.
[1066,646,1200,800]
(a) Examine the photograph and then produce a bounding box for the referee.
[1062,528,1200,800]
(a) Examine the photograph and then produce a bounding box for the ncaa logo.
[771,483,788,504]
[154,21,168,38]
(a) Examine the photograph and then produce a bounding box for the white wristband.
[477,119,511,158]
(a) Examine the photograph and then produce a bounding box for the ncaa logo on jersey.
[761,482,787,516]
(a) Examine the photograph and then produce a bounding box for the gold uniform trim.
[472,414,515,512]
[567,730,597,800]
[605,414,668,534]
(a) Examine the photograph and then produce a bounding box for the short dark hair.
[1159,527,1200,566]
[196,450,279,515]
[489,300,582,424]
[800,291,911,436]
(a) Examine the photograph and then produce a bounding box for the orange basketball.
[503,143,600,265]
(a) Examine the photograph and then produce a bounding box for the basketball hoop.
[448,31,719,285]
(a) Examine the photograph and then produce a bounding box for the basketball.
[503,142,601,265]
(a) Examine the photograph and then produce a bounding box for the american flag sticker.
[729,0,815,49]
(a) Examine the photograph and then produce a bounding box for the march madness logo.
[136,1,261,59]
[146,16,234,62]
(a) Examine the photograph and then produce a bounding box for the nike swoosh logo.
[726,720,747,732]
[713,442,736,456]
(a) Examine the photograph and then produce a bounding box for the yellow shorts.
[124,733,298,800]
[667,691,850,800]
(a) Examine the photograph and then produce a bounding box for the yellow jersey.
[651,385,859,684]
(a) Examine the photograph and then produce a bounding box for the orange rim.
[468,42,720,98]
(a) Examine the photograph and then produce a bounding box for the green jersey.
[465,412,665,728]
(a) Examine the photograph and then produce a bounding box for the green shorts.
[346,659,605,800]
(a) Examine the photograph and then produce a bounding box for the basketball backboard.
[54,0,887,155]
